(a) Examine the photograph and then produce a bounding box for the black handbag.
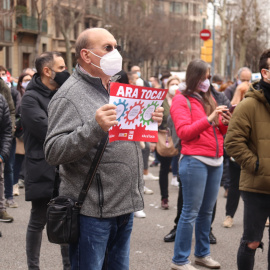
[46,134,108,244]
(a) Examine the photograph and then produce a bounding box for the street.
[0,163,268,270]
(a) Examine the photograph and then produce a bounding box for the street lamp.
[211,0,220,76]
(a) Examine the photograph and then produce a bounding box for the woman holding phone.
[170,59,231,270]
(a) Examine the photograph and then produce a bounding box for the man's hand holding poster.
[109,82,168,142]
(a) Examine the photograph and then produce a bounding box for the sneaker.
[223,215,233,228]
[5,199,18,208]
[161,198,169,210]
[13,184,20,196]
[18,179,25,188]
[134,210,146,218]
[0,211,14,222]
[143,173,159,181]
[171,262,199,270]
[195,256,220,269]
[171,176,179,186]
[144,186,154,195]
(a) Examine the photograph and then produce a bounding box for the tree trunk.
[217,0,227,77]
[239,41,247,67]
[64,33,73,73]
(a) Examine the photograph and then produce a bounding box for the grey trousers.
[0,163,6,212]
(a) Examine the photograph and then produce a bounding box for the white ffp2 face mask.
[168,85,179,96]
[198,79,210,93]
[89,49,123,76]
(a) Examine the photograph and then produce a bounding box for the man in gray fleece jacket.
[44,28,163,270]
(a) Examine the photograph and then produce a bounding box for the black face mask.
[53,70,70,86]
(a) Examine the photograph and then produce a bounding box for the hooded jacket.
[225,80,270,194]
[44,65,144,218]
[0,94,12,162]
[21,74,56,201]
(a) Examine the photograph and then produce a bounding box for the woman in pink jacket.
[170,59,230,270]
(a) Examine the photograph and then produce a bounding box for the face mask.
[136,78,144,87]
[178,82,186,91]
[168,85,179,96]
[137,71,141,78]
[53,70,70,86]
[198,79,210,93]
[22,81,30,89]
[1,75,8,83]
[89,49,123,76]
[237,79,242,85]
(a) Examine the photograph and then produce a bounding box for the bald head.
[75,28,113,60]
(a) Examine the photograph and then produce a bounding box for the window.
[42,43,47,52]
[170,2,181,14]
[23,53,30,70]
[17,0,26,6]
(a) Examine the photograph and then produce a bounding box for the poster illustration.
[109,82,168,143]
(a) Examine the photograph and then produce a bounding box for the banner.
[109,82,168,143]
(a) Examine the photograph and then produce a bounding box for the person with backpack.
[170,59,231,270]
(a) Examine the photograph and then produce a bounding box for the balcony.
[85,6,102,18]
[16,15,48,33]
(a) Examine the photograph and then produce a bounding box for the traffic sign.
[200,29,211,41]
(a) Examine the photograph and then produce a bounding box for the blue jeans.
[172,156,223,265]
[70,213,134,270]
[4,138,16,199]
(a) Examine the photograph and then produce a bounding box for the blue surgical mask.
[237,79,242,85]
[148,81,152,87]
[137,71,141,78]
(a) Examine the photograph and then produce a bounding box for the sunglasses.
[104,45,122,52]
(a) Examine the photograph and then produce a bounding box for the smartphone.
[229,105,237,113]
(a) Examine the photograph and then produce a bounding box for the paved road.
[0,164,268,270]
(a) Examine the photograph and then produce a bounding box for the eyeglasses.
[104,45,122,52]
[89,45,122,53]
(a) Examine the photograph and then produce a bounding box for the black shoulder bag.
[46,134,109,244]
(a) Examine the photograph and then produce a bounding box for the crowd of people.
[0,27,270,270]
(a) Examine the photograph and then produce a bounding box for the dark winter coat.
[210,84,231,108]
[225,80,270,194]
[224,82,238,101]
[0,78,15,134]
[21,74,56,201]
[0,94,12,162]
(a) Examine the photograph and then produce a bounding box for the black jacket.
[210,84,232,108]
[21,74,57,201]
[224,82,238,101]
[0,94,12,162]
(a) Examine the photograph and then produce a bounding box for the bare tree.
[32,0,49,64]
[236,0,261,68]
[51,0,86,72]
[104,0,190,75]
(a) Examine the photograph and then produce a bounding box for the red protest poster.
[109,82,168,143]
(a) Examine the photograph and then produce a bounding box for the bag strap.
[76,133,109,208]
[183,95,191,112]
